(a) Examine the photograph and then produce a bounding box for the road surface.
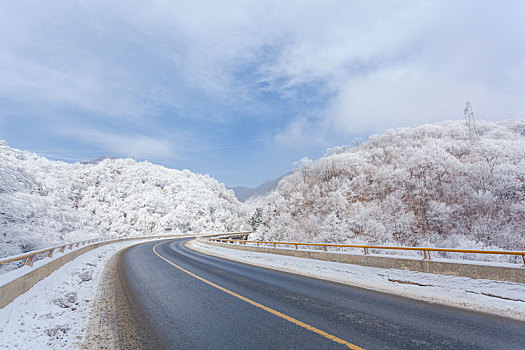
[120,238,525,349]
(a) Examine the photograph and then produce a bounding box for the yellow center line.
[152,241,364,350]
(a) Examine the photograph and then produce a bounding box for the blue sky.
[1,1,525,187]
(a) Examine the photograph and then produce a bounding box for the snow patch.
[0,240,153,349]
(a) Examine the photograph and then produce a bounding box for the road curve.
[120,238,525,349]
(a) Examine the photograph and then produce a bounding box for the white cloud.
[1,1,431,118]
[258,1,436,92]
[274,117,327,148]
[272,1,525,143]
[1,0,524,144]
[327,63,525,136]
[62,128,175,160]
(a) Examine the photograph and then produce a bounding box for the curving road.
[120,238,525,349]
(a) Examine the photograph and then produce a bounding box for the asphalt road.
[121,238,525,349]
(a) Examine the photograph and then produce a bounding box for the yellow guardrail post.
[422,250,431,260]
[23,255,34,267]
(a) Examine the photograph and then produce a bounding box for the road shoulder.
[82,245,157,349]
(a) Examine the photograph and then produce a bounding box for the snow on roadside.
[189,240,525,321]
[0,240,152,349]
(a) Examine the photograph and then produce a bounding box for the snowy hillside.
[248,120,525,260]
[0,141,245,257]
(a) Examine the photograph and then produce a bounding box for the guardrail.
[0,239,104,269]
[0,231,252,273]
[205,238,525,266]
[0,232,254,309]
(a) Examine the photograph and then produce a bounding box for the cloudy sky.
[1,1,524,187]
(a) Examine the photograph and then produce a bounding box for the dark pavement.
[120,238,525,349]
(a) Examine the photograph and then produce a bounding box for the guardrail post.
[323,245,327,252]
[46,250,54,258]
[273,243,276,248]
[522,254,525,267]
[294,244,298,250]
[59,246,65,253]
[363,247,369,255]
[23,256,34,267]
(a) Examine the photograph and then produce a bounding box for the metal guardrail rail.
[0,231,252,271]
[205,238,525,266]
[0,239,104,268]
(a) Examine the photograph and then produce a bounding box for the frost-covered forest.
[2,119,525,261]
[248,120,525,259]
[0,141,245,257]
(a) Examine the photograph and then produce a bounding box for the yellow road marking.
[152,241,364,350]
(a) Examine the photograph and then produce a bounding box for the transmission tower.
[464,101,478,138]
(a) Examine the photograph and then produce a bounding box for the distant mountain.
[231,174,289,202]
[81,156,119,164]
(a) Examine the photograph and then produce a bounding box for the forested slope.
[248,120,525,259]
[0,141,245,257]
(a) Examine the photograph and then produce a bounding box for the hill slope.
[0,141,245,257]
[248,120,525,259]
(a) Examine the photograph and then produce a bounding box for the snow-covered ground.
[189,240,525,321]
[0,239,155,349]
